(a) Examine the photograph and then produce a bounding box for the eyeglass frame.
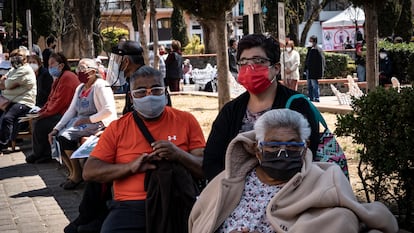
[237,56,272,66]
[76,65,98,74]
[259,141,306,158]
[130,86,165,98]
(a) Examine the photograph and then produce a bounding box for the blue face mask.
[133,94,167,119]
[48,66,61,78]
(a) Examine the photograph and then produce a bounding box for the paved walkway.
[0,141,83,233]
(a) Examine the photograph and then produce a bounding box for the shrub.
[379,40,414,84]
[101,27,129,53]
[335,87,414,231]
[183,35,205,55]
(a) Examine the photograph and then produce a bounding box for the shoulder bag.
[286,93,349,178]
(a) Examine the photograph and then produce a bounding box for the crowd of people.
[0,34,399,233]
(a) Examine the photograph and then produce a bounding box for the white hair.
[254,108,311,143]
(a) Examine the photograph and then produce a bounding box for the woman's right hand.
[48,129,58,144]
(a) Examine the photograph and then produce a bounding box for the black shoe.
[26,154,41,164]
[77,219,103,233]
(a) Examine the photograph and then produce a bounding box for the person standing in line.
[228,38,238,80]
[165,40,183,92]
[355,40,366,82]
[304,35,325,102]
[26,53,80,164]
[379,48,393,86]
[281,40,300,91]
[182,59,193,85]
[42,36,57,68]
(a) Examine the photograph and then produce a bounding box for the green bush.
[297,47,351,79]
[335,87,414,231]
[379,40,414,84]
[183,35,204,55]
[101,27,129,53]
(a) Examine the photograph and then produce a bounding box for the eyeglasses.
[259,141,305,158]
[76,65,97,73]
[237,57,271,66]
[131,87,165,98]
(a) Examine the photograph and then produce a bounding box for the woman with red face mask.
[48,58,118,190]
[203,34,320,182]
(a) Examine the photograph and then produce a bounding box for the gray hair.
[130,65,164,89]
[254,108,311,143]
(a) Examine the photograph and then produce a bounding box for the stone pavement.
[0,140,83,233]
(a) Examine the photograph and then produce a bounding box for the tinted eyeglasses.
[131,87,165,98]
[259,141,305,158]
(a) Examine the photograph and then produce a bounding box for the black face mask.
[259,150,303,182]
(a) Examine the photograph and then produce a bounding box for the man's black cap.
[112,40,143,55]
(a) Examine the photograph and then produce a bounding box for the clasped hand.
[129,140,182,174]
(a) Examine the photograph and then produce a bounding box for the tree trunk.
[209,16,230,109]
[299,0,328,46]
[61,0,95,58]
[134,0,150,65]
[199,20,217,54]
[150,0,159,69]
[364,2,379,91]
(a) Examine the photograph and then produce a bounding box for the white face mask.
[29,63,39,72]
[286,47,292,52]
[307,42,314,47]
[379,53,387,59]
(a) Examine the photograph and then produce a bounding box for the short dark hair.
[46,36,56,46]
[229,38,237,47]
[236,34,280,65]
[49,52,71,72]
[130,65,163,85]
[310,35,318,43]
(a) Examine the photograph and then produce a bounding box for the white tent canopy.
[322,6,365,28]
[321,6,365,50]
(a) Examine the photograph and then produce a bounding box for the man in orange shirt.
[83,66,205,233]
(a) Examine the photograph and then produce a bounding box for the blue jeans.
[307,78,320,101]
[101,200,146,233]
[357,65,366,82]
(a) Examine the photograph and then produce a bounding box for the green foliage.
[297,47,350,79]
[378,0,402,38]
[171,6,188,47]
[171,0,238,20]
[263,0,278,38]
[335,87,414,230]
[183,35,204,54]
[101,27,129,52]
[378,40,414,84]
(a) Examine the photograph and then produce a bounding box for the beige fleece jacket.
[189,131,398,233]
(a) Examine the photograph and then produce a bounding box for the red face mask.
[77,71,89,84]
[238,64,273,94]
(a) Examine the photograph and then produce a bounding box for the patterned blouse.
[239,108,271,133]
[218,169,283,233]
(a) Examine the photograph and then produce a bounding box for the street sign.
[278,2,285,44]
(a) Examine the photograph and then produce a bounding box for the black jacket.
[203,84,320,181]
[145,160,198,233]
[305,46,325,79]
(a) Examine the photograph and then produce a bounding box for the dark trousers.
[0,103,31,146]
[166,79,180,92]
[101,200,146,233]
[32,114,62,158]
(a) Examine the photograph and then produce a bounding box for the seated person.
[48,58,117,190]
[82,66,205,233]
[189,109,398,233]
[26,52,80,164]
